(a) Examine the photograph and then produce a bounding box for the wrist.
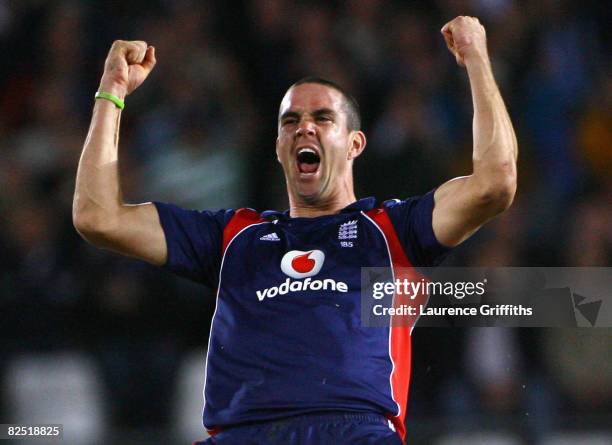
[98,78,127,100]
[94,91,125,110]
[463,49,491,70]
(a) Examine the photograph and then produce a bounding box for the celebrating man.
[73,16,517,445]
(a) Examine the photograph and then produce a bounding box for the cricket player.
[73,16,517,444]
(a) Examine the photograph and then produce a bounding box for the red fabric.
[366,208,420,442]
[222,208,263,253]
[207,426,222,437]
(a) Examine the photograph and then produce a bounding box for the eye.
[282,118,297,126]
[316,116,332,122]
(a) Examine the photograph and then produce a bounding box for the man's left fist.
[441,16,488,67]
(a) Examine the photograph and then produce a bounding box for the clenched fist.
[441,16,488,67]
[98,40,156,99]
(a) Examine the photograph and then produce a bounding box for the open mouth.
[296,147,321,174]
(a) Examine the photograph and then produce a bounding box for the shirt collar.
[262,197,376,221]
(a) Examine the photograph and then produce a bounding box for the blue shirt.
[154,190,449,437]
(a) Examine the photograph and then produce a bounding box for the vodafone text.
[256,277,348,301]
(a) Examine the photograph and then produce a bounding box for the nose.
[296,120,316,137]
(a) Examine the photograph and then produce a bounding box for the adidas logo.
[260,233,280,242]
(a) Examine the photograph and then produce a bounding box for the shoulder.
[382,190,436,210]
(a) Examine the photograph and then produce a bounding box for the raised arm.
[73,40,167,265]
[432,16,518,247]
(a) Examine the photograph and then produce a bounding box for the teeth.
[297,147,316,155]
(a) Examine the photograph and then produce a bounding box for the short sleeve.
[154,202,234,288]
[383,189,451,267]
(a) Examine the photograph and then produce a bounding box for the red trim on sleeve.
[366,209,412,268]
[222,208,264,253]
[366,207,425,442]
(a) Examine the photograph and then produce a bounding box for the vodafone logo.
[256,249,347,301]
[280,250,325,279]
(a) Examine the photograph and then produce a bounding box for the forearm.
[73,94,125,233]
[433,16,517,247]
[466,55,518,195]
[71,41,166,262]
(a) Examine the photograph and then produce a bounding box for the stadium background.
[0,0,610,443]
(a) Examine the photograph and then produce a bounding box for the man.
[73,16,517,445]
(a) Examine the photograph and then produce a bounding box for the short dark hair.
[287,76,361,131]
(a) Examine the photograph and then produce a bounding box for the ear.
[275,136,281,163]
[347,131,367,161]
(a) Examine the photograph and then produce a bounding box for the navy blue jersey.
[154,190,450,441]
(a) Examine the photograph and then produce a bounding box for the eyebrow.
[279,110,300,122]
[312,108,336,117]
[279,108,337,122]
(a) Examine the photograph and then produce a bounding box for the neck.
[287,176,357,218]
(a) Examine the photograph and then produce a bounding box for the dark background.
[0,0,610,444]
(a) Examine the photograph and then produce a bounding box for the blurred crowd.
[0,0,610,443]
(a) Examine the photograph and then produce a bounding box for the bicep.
[99,202,168,266]
[432,175,500,247]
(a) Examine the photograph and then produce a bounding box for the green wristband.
[95,91,125,109]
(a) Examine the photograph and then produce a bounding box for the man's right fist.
[98,40,156,99]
